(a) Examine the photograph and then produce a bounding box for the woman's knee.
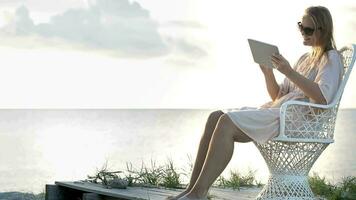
[208,110,224,123]
[201,110,224,140]
[216,114,252,143]
[215,114,237,132]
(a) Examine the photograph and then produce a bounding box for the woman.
[167,6,343,200]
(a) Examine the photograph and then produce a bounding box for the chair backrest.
[331,44,356,108]
[312,44,356,141]
[323,44,356,141]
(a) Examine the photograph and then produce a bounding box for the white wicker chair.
[254,44,356,200]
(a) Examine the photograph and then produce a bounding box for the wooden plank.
[56,181,161,200]
[83,193,103,200]
[46,185,64,200]
[45,184,83,200]
[82,193,124,200]
[209,187,261,200]
[55,181,261,200]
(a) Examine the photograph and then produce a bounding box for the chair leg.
[253,141,329,199]
[256,174,314,199]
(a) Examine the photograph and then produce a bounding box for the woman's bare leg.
[166,110,224,200]
[178,114,252,200]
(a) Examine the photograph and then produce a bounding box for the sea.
[0,109,355,194]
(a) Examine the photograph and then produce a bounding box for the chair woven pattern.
[253,44,355,200]
[254,141,328,199]
[255,141,329,176]
[341,46,355,75]
[256,175,314,200]
[283,104,338,140]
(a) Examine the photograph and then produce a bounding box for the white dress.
[221,50,344,144]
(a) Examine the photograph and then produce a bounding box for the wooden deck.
[45,181,261,200]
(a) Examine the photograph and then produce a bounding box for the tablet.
[248,39,279,68]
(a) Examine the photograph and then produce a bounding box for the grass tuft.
[309,172,356,199]
[215,168,262,190]
[124,157,186,189]
[160,158,182,188]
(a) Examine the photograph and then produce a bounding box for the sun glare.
[35,124,114,179]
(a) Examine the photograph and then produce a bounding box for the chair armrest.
[273,100,337,143]
[281,100,334,109]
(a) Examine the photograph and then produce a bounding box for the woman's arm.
[260,65,280,101]
[285,70,327,104]
[271,54,327,105]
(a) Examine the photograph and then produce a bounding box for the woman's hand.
[259,64,273,74]
[270,53,293,76]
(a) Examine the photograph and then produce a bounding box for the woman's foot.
[165,189,191,200]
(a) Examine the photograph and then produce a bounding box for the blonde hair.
[305,6,337,65]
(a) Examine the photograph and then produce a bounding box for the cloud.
[157,20,209,65]
[0,0,85,12]
[160,20,207,29]
[169,37,207,58]
[0,0,210,62]
[0,0,22,6]
[1,0,168,58]
[164,37,209,67]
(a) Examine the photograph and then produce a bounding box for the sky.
[0,0,355,108]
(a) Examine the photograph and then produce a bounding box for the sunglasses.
[297,22,321,36]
